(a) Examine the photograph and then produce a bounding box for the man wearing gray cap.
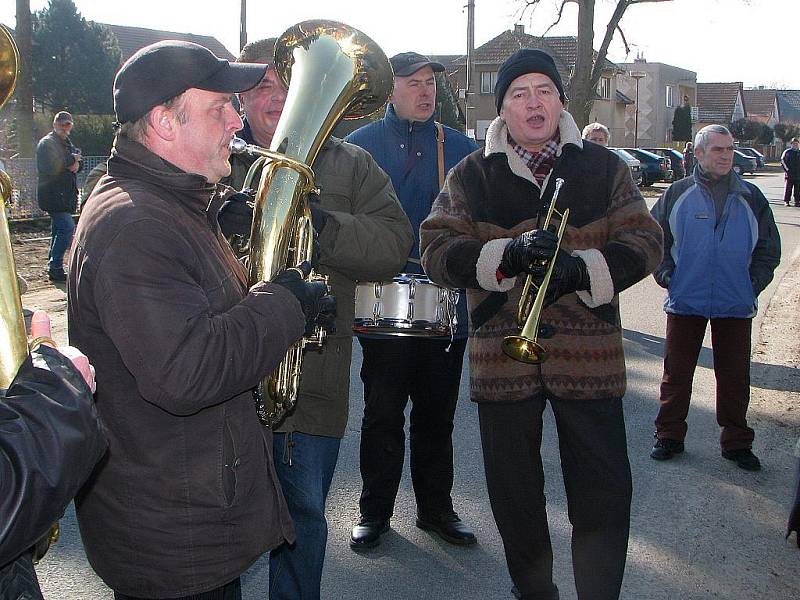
[68,41,334,600]
[36,110,81,282]
[420,48,662,599]
[345,51,479,551]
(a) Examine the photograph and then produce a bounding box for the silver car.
[610,148,643,186]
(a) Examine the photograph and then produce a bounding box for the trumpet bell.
[502,335,548,365]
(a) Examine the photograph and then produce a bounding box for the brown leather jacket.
[68,136,302,597]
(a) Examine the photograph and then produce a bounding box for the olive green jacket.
[224,133,413,437]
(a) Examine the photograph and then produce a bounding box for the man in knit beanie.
[420,48,663,600]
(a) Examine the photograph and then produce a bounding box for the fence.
[2,156,108,220]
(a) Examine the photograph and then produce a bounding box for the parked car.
[621,148,673,186]
[644,147,685,180]
[733,150,757,175]
[609,148,643,186]
[736,147,765,169]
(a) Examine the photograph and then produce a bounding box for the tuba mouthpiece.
[229,137,249,155]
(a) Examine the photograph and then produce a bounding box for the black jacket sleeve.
[0,346,107,567]
[747,184,781,296]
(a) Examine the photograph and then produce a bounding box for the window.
[480,71,497,94]
[476,119,492,140]
[597,77,611,100]
[665,85,674,108]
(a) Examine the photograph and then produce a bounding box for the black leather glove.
[528,249,591,307]
[271,262,337,336]
[218,192,254,238]
[499,229,558,278]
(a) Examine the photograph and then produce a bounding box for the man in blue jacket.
[345,52,479,549]
[649,124,780,471]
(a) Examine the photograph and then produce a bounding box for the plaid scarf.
[510,130,561,187]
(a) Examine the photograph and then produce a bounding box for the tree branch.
[542,0,571,37]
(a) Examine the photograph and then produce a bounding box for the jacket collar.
[483,110,583,186]
[384,103,436,136]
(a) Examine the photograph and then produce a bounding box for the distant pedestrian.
[582,121,610,146]
[683,141,695,174]
[781,137,800,207]
[35,111,81,282]
[650,124,781,471]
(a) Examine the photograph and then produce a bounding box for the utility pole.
[465,0,474,137]
[239,0,247,52]
[630,71,646,147]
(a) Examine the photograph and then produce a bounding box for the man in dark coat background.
[35,111,81,282]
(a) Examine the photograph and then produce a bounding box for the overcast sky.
[3,0,797,89]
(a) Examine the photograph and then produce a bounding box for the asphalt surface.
[30,171,800,599]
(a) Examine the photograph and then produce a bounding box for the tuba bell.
[231,20,392,427]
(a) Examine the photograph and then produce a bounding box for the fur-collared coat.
[420,112,663,402]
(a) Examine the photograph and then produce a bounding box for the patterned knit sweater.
[420,112,663,402]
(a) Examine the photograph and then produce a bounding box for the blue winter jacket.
[346,105,478,337]
[651,171,780,319]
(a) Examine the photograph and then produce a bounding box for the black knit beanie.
[494,48,566,114]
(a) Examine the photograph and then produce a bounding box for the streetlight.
[630,71,646,147]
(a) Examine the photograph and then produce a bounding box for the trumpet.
[502,178,569,365]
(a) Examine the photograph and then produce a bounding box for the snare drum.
[353,274,458,337]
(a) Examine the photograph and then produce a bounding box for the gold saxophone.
[230,20,392,427]
[0,24,61,561]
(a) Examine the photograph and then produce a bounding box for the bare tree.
[14,0,34,158]
[516,0,672,129]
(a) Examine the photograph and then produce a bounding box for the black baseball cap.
[113,41,268,124]
[390,52,445,77]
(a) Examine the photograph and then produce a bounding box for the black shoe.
[349,518,389,550]
[416,512,477,546]
[722,448,761,471]
[47,269,67,282]
[650,438,684,461]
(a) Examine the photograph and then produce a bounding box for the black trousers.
[114,578,241,600]
[784,177,800,205]
[357,336,467,520]
[478,396,631,600]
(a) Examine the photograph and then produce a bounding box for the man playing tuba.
[219,36,412,600]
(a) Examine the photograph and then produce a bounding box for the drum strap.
[435,122,446,189]
[470,291,508,332]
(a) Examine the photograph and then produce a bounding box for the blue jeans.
[47,212,75,273]
[269,432,341,600]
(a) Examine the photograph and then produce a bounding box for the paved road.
[32,171,800,599]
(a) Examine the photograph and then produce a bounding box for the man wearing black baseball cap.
[345,53,479,551]
[420,48,663,599]
[68,40,335,599]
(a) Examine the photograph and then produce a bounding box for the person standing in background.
[36,111,80,282]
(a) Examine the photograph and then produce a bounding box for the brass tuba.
[0,24,61,560]
[502,178,569,365]
[0,24,28,390]
[231,20,392,427]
